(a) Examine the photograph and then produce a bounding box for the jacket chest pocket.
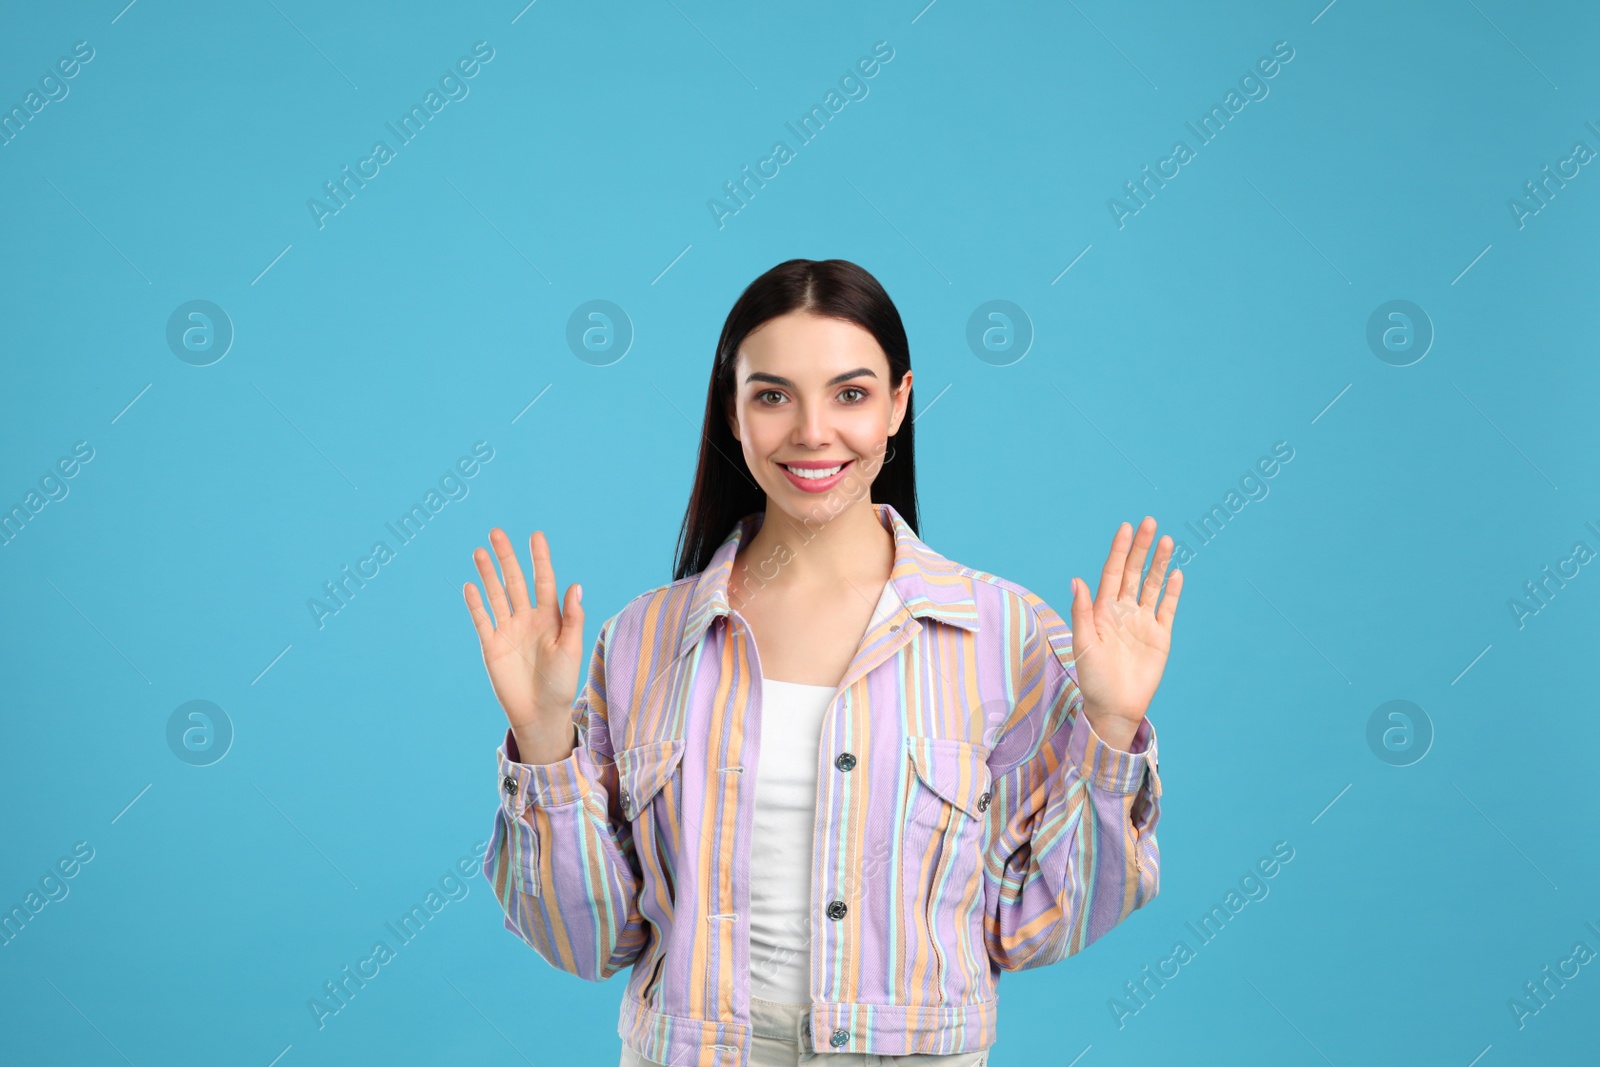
[901,735,993,1003]
[905,736,993,823]
[614,739,685,823]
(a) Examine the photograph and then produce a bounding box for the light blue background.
[2,0,1596,1063]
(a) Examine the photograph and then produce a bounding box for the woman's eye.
[756,387,866,404]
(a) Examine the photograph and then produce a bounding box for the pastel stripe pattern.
[484,502,1162,1067]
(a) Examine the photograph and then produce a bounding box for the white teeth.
[784,463,843,480]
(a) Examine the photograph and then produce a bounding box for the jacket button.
[976,790,991,812]
[834,752,856,771]
[502,775,517,795]
[829,1029,850,1047]
[826,899,847,920]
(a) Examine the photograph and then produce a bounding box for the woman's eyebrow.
[744,367,878,387]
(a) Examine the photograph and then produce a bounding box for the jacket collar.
[677,501,979,660]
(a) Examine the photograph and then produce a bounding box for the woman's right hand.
[463,528,585,758]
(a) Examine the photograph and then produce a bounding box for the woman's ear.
[887,369,913,436]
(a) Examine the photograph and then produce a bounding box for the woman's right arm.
[464,529,648,982]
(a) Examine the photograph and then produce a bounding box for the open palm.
[1068,516,1183,729]
[462,527,585,734]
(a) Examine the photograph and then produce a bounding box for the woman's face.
[725,310,911,521]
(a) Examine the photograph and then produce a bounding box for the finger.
[1119,516,1157,602]
[528,530,559,615]
[1155,568,1184,629]
[491,527,532,614]
[1095,521,1132,610]
[492,527,533,613]
[1139,534,1174,608]
[463,581,498,644]
[474,541,512,628]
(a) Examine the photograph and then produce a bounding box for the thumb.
[1068,577,1096,663]
[561,582,585,649]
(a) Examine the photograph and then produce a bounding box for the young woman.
[466,259,1180,1067]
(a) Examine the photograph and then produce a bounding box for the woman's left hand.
[1068,516,1184,751]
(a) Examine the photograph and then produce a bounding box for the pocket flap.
[614,739,685,821]
[905,736,993,819]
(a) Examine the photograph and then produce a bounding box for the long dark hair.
[671,258,919,581]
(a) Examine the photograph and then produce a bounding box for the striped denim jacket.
[484,502,1162,1067]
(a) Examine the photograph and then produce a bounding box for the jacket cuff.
[1069,711,1158,796]
[497,723,587,815]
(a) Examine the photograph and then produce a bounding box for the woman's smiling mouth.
[778,459,853,492]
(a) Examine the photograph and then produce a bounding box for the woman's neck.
[733,501,894,597]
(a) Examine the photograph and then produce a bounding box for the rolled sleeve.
[498,722,587,814]
[1068,711,1158,795]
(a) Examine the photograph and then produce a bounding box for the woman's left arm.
[981,517,1181,971]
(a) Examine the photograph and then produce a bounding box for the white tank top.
[747,580,901,1003]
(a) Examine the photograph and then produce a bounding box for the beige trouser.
[618,995,989,1067]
